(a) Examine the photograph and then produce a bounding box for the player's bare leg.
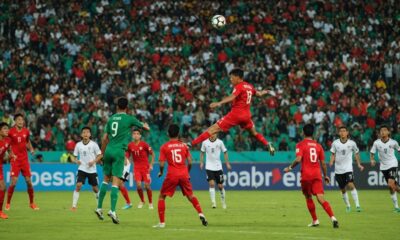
[247,127,275,156]
[106,176,121,224]
[5,176,18,210]
[25,176,39,210]
[316,194,338,228]
[387,179,399,212]
[191,124,221,146]
[119,183,132,210]
[95,175,111,221]
[71,182,83,211]
[346,182,361,212]
[136,182,145,208]
[0,180,8,219]
[218,183,226,209]
[304,194,319,227]
[144,183,153,209]
[186,194,208,226]
[153,194,166,228]
[208,180,216,208]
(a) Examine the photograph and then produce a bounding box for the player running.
[329,126,364,212]
[200,133,231,209]
[6,113,39,211]
[370,125,400,212]
[190,68,275,155]
[95,97,150,224]
[153,124,207,228]
[0,123,15,219]
[284,124,339,228]
[71,127,103,211]
[126,129,155,209]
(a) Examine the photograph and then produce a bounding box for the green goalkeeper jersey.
[105,112,143,150]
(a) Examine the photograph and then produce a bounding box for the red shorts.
[160,176,193,197]
[0,165,3,181]
[11,162,31,178]
[134,169,151,184]
[301,179,324,196]
[217,111,254,132]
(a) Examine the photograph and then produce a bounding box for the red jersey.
[296,139,325,181]
[126,141,153,170]
[9,127,30,159]
[231,81,256,113]
[0,137,11,163]
[159,140,191,178]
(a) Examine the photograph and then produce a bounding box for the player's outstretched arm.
[255,89,276,97]
[321,161,330,184]
[284,156,301,173]
[354,152,364,171]
[210,94,237,109]
[370,153,376,167]
[27,139,35,155]
[224,151,232,171]
[149,151,155,170]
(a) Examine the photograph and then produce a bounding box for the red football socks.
[190,197,203,214]
[7,185,15,204]
[158,199,165,223]
[306,198,318,221]
[322,201,334,218]
[255,133,268,146]
[0,190,5,211]
[192,132,211,146]
[147,189,153,204]
[137,189,145,202]
[119,185,131,204]
[27,187,34,204]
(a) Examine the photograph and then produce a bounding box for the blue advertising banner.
[2,163,397,191]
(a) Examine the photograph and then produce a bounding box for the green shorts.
[103,147,125,178]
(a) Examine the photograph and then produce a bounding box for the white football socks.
[351,189,360,207]
[72,190,80,208]
[209,188,216,205]
[391,192,399,208]
[342,192,350,207]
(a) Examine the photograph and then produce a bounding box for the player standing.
[71,127,103,211]
[284,124,339,228]
[190,68,275,155]
[329,126,364,212]
[200,133,231,209]
[95,97,150,224]
[6,113,39,211]
[126,129,155,209]
[0,123,15,219]
[153,124,207,228]
[370,125,400,212]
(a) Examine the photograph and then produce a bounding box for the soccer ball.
[211,15,226,29]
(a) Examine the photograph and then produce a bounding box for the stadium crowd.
[1,0,400,152]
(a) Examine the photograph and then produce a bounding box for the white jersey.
[330,139,359,174]
[370,138,400,171]
[201,138,227,171]
[73,140,102,173]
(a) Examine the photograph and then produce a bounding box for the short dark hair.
[379,125,390,131]
[81,126,91,133]
[168,124,180,138]
[132,128,142,134]
[0,122,9,129]
[338,126,348,131]
[14,113,24,120]
[117,97,128,110]
[303,124,314,137]
[229,68,244,78]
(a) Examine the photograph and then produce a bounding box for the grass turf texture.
[1,190,397,240]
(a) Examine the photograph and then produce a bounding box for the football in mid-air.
[211,15,226,29]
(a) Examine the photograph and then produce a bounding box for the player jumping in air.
[153,124,207,228]
[200,133,231,209]
[190,68,275,155]
[284,124,339,228]
[0,122,15,219]
[6,113,39,211]
[71,127,103,211]
[95,97,150,224]
[370,125,400,212]
[329,126,364,212]
[126,129,155,209]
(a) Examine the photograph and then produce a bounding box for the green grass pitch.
[1,190,398,240]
